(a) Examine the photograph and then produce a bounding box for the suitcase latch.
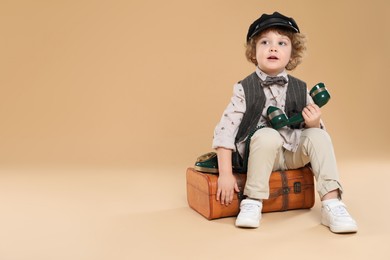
[282,187,290,194]
[294,182,302,193]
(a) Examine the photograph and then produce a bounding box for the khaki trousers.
[244,127,343,200]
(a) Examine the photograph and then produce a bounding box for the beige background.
[0,0,389,259]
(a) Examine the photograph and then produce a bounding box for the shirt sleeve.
[212,83,246,151]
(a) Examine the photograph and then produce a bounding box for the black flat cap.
[246,11,300,42]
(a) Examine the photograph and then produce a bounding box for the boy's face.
[255,30,292,76]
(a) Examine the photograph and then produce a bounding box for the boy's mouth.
[267,56,279,60]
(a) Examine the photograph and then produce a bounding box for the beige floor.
[0,159,389,260]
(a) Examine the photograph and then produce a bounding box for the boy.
[212,12,357,233]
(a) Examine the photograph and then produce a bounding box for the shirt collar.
[255,67,288,83]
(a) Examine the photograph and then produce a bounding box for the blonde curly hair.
[245,27,307,70]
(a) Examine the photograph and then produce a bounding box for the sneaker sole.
[235,219,260,228]
[321,220,358,233]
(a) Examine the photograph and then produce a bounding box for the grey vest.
[235,72,307,144]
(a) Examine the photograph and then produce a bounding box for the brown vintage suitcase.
[186,167,315,220]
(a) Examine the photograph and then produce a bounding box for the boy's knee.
[303,128,332,145]
[250,127,283,149]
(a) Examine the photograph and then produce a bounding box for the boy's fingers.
[234,183,240,192]
[221,190,226,205]
[218,188,239,205]
[229,193,234,204]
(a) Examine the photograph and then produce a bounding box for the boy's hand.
[302,103,321,128]
[216,174,240,206]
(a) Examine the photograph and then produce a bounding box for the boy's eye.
[279,41,287,46]
[260,40,269,45]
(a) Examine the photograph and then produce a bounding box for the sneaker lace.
[241,203,259,213]
[332,205,349,217]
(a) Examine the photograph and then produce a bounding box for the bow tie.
[261,76,288,87]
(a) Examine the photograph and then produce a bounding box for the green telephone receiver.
[267,83,330,130]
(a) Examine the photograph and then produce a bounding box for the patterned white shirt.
[212,67,324,156]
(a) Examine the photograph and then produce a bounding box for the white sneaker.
[321,199,358,233]
[235,199,262,228]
